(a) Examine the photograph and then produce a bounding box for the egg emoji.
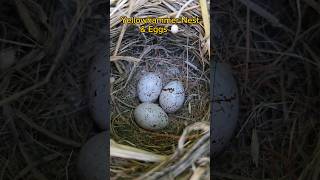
[137,72,162,103]
[159,80,185,113]
[134,102,169,130]
[77,131,107,180]
[171,25,179,34]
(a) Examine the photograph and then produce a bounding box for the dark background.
[0,0,107,179]
[212,0,320,179]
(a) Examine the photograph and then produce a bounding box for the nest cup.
[110,0,210,179]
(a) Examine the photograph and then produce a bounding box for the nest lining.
[110,0,210,178]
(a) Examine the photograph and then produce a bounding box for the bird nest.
[110,0,210,179]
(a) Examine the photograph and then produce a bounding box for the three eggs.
[135,72,185,131]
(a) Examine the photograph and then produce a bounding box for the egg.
[77,131,107,180]
[137,72,162,103]
[134,102,168,130]
[88,51,108,130]
[159,80,185,113]
[211,63,239,155]
[171,25,179,34]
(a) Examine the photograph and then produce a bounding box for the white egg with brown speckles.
[212,63,239,155]
[137,72,162,103]
[159,80,185,113]
[88,51,108,130]
[134,103,168,130]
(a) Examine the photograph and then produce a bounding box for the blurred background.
[0,0,106,179]
[213,0,320,179]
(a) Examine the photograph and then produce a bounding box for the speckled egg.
[137,72,162,103]
[77,131,107,180]
[211,63,239,155]
[134,102,168,130]
[159,80,185,113]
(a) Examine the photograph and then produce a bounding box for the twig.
[65,151,73,180]
[175,0,195,18]
[110,55,141,62]
[190,166,207,180]
[147,124,210,179]
[4,105,50,180]
[235,46,319,68]
[159,6,199,18]
[0,38,36,47]
[245,4,250,92]
[237,0,292,32]
[18,143,49,180]
[15,110,81,148]
[14,153,60,180]
[302,0,320,15]
[112,0,135,74]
